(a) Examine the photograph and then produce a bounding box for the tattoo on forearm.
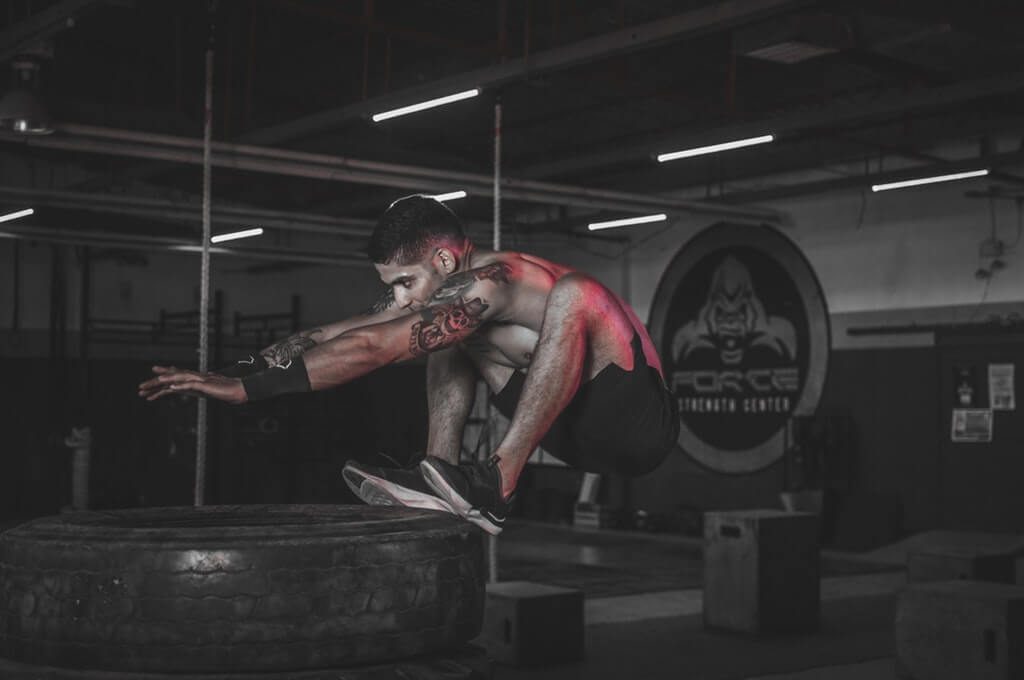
[410,298,489,356]
[364,288,395,315]
[429,262,512,303]
[261,329,322,368]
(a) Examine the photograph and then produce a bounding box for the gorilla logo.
[672,255,796,366]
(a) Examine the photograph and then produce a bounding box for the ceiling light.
[0,59,53,135]
[211,227,264,244]
[430,191,467,202]
[871,169,989,192]
[0,208,34,224]
[657,135,774,162]
[588,213,667,231]
[372,89,480,122]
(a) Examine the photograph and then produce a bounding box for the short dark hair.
[367,195,466,264]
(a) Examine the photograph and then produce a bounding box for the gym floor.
[490,520,915,680]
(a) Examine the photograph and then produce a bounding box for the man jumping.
[139,196,678,534]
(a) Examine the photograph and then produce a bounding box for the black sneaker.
[342,460,454,514]
[419,456,514,535]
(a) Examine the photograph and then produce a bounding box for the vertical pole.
[196,4,216,507]
[486,98,503,584]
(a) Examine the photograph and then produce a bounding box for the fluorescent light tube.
[211,227,264,244]
[372,89,480,122]
[0,208,34,224]
[588,213,667,231]
[871,169,989,192]
[430,191,467,202]
[657,135,775,162]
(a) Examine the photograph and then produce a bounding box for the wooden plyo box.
[478,581,584,667]
[895,580,1024,680]
[703,509,820,633]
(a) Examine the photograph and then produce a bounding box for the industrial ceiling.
[2,0,1023,262]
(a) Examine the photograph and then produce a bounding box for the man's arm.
[216,288,402,375]
[140,263,514,403]
[303,264,512,389]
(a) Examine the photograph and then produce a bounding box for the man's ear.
[433,247,458,275]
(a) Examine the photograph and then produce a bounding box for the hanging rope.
[492,98,502,251]
[486,97,503,584]
[195,3,216,507]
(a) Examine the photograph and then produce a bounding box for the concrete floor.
[489,520,910,680]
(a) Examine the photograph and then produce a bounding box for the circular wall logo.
[648,223,830,474]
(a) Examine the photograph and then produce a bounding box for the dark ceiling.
[2,0,1024,260]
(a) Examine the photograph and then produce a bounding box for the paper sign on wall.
[951,408,993,443]
[988,363,1015,411]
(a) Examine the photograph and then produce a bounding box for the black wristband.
[216,354,270,378]
[242,356,312,401]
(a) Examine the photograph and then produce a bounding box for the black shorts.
[490,333,679,477]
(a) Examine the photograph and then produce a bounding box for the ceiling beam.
[714,149,1024,204]
[239,0,810,146]
[520,69,1024,179]
[0,0,122,62]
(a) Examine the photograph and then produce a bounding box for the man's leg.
[487,273,635,495]
[425,346,479,464]
[344,345,491,511]
[421,274,637,532]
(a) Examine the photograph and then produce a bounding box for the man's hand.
[138,366,247,404]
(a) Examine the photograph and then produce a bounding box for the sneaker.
[342,460,454,514]
[419,456,514,536]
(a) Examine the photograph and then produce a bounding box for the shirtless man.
[139,196,678,534]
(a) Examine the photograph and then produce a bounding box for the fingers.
[138,368,205,396]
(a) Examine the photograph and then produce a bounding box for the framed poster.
[951,408,993,443]
[988,363,1015,411]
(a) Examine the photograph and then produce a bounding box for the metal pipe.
[196,8,215,508]
[0,225,365,266]
[0,185,376,236]
[28,127,781,222]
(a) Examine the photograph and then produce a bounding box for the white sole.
[342,465,454,514]
[419,461,504,536]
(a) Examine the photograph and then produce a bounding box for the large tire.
[0,505,484,674]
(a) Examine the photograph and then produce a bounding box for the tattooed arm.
[252,288,402,367]
[301,263,514,390]
[139,265,513,403]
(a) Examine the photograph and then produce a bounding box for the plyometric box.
[703,509,820,633]
[895,580,1024,680]
[478,581,584,667]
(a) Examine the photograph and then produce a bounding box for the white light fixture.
[372,89,480,122]
[210,227,264,244]
[430,190,467,202]
[871,169,990,192]
[0,207,33,224]
[0,206,33,223]
[657,134,775,162]
[588,213,667,231]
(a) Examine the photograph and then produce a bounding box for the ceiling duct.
[735,11,854,64]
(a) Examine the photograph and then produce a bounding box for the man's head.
[368,195,470,310]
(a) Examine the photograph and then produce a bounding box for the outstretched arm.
[213,288,401,376]
[140,263,514,403]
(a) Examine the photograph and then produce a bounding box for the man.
[139,196,678,535]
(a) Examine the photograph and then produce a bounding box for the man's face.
[374,255,446,312]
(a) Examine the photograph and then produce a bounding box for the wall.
[572,178,1024,541]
